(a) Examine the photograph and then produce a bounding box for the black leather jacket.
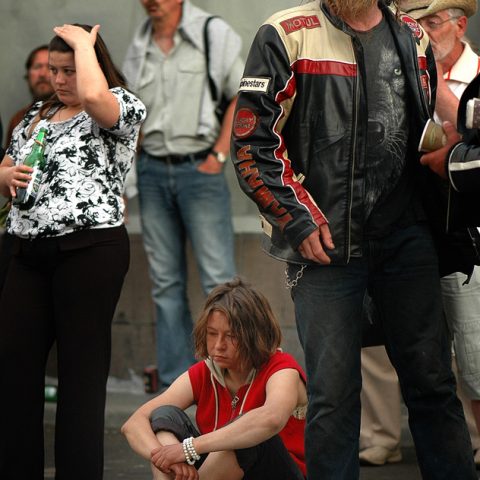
[433,72,480,277]
[448,73,480,193]
[231,1,437,265]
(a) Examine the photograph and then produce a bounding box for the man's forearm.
[435,78,460,127]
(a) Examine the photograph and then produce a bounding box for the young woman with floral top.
[122,278,307,480]
[0,24,145,480]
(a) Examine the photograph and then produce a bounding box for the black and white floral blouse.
[6,87,146,239]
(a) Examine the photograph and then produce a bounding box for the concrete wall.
[1,1,479,227]
[1,0,479,131]
[1,0,304,381]
[1,0,479,379]
[110,233,303,379]
[0,0,300,226]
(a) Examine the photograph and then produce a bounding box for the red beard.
[327,0,378,19]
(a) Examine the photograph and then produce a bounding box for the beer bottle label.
[25,165,42,200]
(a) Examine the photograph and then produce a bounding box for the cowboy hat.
[399,0,477,18]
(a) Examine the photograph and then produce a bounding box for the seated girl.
[122,277,307,480]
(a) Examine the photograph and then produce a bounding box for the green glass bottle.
[13,127,48,210]
[44,385,58,403]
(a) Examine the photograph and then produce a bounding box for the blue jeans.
[289,224,476,480]
[137,152,236,386]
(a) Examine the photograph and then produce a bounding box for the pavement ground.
[43,390,478,480]
[44,425,421,480]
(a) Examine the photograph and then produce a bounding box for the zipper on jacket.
[347,40,361,264]
[230,394,240,420]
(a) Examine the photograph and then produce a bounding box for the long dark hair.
[40,24,127,119]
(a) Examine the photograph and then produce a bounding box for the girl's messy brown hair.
[194,277,282,371]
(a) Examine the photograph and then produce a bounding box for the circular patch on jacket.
[233,108,258,138]
[400,14,424,40]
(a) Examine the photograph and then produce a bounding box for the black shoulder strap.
[203,16,220,102]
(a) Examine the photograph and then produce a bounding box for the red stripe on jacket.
[293,58,357,77]
[274,73,327,227]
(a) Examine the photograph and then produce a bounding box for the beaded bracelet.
[182,440,195,465]
[186,437,201,461]
[182,437,200,465]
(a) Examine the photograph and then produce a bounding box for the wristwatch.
[210,150,227,164]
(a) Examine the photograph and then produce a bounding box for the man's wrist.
[210,149,227,164]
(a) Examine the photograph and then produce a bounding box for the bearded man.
[231,0,477,478]
[4,45,53,148]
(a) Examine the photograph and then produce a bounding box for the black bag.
[203,16,230,124]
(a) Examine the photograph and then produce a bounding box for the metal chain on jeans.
[285,264,307,289]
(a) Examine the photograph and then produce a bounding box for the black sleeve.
[231,24,325,250]
[448,142,480,193]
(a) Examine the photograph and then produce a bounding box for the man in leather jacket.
[231,0,477,478]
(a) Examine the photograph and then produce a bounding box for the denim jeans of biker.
[289,224,476,480]
[137,152,236,387]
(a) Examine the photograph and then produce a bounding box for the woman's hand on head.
[53,24,100,50]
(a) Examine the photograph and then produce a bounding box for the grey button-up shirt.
[123,0,244,156]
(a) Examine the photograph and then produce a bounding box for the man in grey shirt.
[123,0,243,388]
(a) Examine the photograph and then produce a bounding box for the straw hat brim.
[399,0,477,19]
